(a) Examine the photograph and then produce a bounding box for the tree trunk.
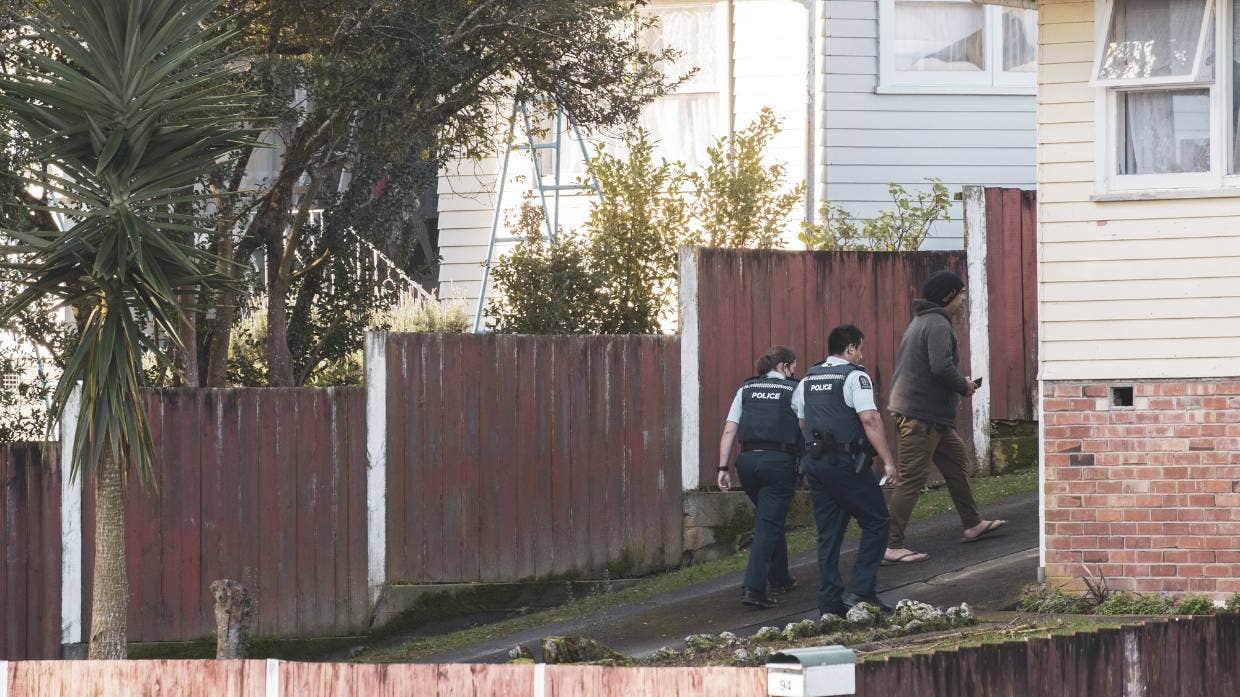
[211,580,255,659]
[88,452,128,659]
[266,274,294,386]
[175,291,199,387]
[204,232,240,388]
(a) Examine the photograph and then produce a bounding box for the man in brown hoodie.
[883,270,1006,564]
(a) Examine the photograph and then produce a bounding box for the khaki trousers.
[884,414,981,548]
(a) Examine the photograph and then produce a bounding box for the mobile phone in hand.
[973,377,984,388]
[879,475,889,487]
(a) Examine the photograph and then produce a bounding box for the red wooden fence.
[384,333,683,583]
[80,388,370,643]
[0,444,61,659]
[689,248,971,488]
[981,188,1039,422]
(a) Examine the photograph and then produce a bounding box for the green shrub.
[1174,594,1217,616]
[582,131,689,333]
[1095,592,1175,616]
[688,107,805,250]
[374,290,472,334]
[799,179,951,252]
[1013,584,1092,614]
[486,200,605,335]
[1223,593,1240,614]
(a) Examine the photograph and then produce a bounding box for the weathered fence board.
[5,659,267,697]
[0,444,61,660]
[690,248,971,488]
[984,187,1039,421]
[1,616,1237,694]
[853,615,1240,697]
[385,333,682,583]
[78,388,369,644]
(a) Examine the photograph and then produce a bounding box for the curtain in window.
[1100,0,1209,80]
[894,1,986,71]
[640,94,721,169]
[1232,5,1240,172]
[640,4,721,168]
[1121,90,1211,173]
[1002,8,1039,72]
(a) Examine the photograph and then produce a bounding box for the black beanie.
[922,270,965,307]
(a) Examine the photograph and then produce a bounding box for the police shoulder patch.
[857,374,873,390]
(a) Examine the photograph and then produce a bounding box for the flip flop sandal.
[881,551,929,565]
[962,520,1006,543]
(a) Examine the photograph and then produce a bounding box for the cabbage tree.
[0,0,250,658]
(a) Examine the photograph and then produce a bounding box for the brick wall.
[1043,380,1240,599]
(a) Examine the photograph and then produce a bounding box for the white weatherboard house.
[1030,0,1240,598]
[437,0,1040,309]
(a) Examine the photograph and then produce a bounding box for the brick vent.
[1043,380,1240,598]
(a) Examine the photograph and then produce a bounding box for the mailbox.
[765,645,856,697]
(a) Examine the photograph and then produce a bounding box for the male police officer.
[718,346,801,609]
[792,325,898,617]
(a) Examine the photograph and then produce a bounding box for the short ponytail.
[755,345,797,375]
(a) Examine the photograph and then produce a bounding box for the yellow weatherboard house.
[1024,0,1240,598]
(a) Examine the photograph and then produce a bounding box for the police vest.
[737,375,800,449]
[801,362,866,446]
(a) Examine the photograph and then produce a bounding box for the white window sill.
[1091,187,1240,202]
[876,83,1036,96]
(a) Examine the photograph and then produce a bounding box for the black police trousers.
[802,452,891,615]
[736,449,797,594]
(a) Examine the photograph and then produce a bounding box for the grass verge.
[355,469,1037,663]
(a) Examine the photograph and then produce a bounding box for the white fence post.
[265,658,281,697]
[963,186,992,472]
[59,383,83,651]
[533,663,547,697]
[679,246,700,492]
[364,332,388,607]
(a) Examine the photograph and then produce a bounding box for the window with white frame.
[639,1,727,169]
[879,0,1038,94]
[1090,0,1240,192]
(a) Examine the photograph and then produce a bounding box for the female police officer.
[717,346,801,609]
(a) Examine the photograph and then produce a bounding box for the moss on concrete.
[710,504,755,547]
[127,634,363,661]
[990,420,1038,473]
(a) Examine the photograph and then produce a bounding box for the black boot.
[843,592,893,614]
[741,588,778,609]
[769,577,799,594]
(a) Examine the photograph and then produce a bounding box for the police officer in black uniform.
[792,325,898,618]
[717,345,802,609]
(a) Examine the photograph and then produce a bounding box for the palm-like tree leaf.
[0,0,254,484]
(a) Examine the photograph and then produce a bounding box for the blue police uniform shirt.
[725,370,787,423]
[791,356,877,418]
